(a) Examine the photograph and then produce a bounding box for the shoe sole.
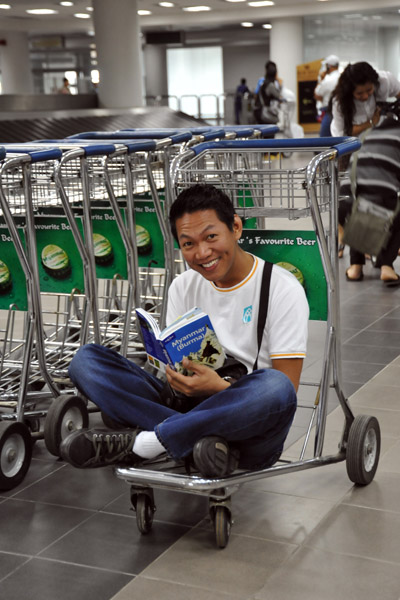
[193,436,238,478]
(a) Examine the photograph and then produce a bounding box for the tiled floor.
[1,251,400,600]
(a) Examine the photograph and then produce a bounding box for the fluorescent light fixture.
[86,6,94,11]
[248,1,275,6]
[159,2,175,6]
[138,9,152,15]
[0,4,11,8]
[26,8,58,14]
[59,1,74,6]
[225,0,246,2]
[74,12,90,18]
[241,22,254,27]
[262,23,272,29]
[182,5,211,11]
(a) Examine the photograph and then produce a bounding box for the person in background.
[253,61,283,127]
[331,62,400,283]
[58,77,71,95]
[314,55,340,137]
[234,78,251,124]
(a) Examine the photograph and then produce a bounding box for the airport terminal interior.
[1,1,400,599]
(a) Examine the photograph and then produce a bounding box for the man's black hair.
[169,184,235,243]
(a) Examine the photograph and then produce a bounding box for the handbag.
[342,135,400,256]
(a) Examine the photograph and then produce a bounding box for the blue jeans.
[68,344,297,470]
[319,108,332,137]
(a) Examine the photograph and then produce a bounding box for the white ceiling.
[0,0,400,35]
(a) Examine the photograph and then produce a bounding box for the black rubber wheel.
[136,493,154,534]
[0,421,32,491]
[44,395,89,457]
[214,505,231,549]
[346,414,381,485]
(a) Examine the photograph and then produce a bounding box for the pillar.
[92,0,144,108]
[0,31,33,94]
[270,17,303,99]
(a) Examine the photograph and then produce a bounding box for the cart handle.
[37,137,157,153]
[70,130,193,144]
[3,146,63,162]
[190,136,361,156]
[0,146,6,161]
[29,140,126,156]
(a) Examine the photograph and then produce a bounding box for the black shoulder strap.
[253,260,273,371]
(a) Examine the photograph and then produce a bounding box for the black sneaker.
[60,428,141,468]
[193,436,239,478]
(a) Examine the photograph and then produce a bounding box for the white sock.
[132,431,165,459]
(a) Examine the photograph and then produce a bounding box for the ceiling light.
[159,2,175,6]
[26,8,58,14]
[59,1,74,6]
[138,9,152,15]
[371,15,382,19]
[74,12,90,18]
[241,22,254,27]
[0,3,10,8]
[86,6,94,11]
[248,1,275,6]
[262,23,272,29]
[225,0,246,2]
[182,6,211,11]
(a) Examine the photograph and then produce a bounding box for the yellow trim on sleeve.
[270,352,306,359]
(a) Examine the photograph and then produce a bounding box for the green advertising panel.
[0,221,28,311]
[239,230,327,321]
[89,208,128,280]
[35,216,85,294]
[134,199,165,268]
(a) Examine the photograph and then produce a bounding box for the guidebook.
[135,306,226,374]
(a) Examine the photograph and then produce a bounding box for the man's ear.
[232,214,243,239]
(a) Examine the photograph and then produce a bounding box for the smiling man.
[61,184,309,478]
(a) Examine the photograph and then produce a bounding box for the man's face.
[175,209,243,288]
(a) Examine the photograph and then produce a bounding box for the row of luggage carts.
[0,126,381,548]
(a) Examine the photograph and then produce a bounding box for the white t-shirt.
[166,255,309,373]
[331,70,400,137]
[315,69,340,107]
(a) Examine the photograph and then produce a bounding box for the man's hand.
[166,358,230,397]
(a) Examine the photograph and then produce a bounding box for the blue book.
[135,306,226,374]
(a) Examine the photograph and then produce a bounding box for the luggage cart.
[114,136,381,549]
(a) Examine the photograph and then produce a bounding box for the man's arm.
[271,358,303,392]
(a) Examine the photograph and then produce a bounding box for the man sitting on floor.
[61,184,309,477]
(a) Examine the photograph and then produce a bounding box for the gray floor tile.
[14,462,128,510]
[341,343,400,365]
[0,551,30,580]
[40,511,190,574]
[254,546,400,600]
[343,471,400,513]
[305,503,400,564]
[215,486,335,545]
[111,576,240,600]
[0,557,133,600]
[350,381,400,409]
[0,499,93,555]
[140,527,296,597]
[348,329,400,349]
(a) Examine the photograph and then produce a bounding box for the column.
[0,31,33,94]
[270,17,303,99]
[92,0,144,108]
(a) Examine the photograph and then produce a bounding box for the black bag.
[342,196,400,256]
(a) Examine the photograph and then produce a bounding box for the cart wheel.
[0,421,32,491]
[44,395,89,457]
[346,414,380,485]
[136,493,155,534]
[214,506,231,549]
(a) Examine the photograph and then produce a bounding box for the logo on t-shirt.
[243,305,252,323]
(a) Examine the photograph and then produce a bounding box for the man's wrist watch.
[222,376,236,385]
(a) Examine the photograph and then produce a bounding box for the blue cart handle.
[3,145,63,162]
[30,140,121,156]
[191,136,361,156]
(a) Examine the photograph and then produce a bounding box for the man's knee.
[69,343,102,382]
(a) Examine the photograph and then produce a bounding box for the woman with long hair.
[331,62,400,283]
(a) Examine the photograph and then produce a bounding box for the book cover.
[135,307,226,374]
